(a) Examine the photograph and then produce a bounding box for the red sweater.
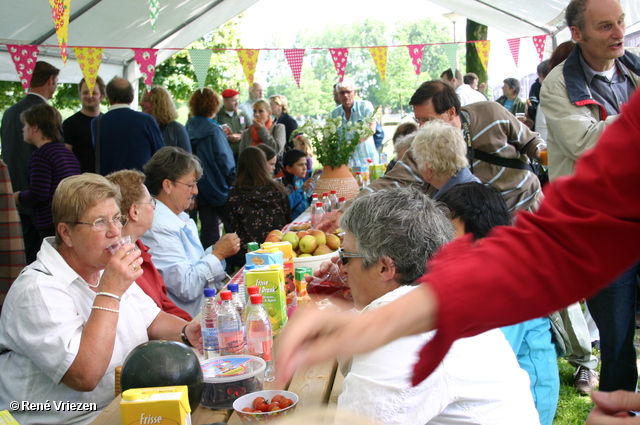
[135,239,192,322]
[413,89,640,385]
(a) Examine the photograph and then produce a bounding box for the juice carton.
[242,264,270,304]
[0,411,19,425]
[245,247,283,268]
[120,385,190,425]
[244,265,287,334]
[261,241,297,316]
[295,267,313,306]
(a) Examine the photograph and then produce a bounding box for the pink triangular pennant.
[329,48,349,82]
[6,44,40,92]
[407,44,425,75]
[507,38,521,67]
[533,35,547,62]
[284,49,305,88]
[133,48,159,88]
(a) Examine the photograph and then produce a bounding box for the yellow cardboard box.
[120,386,191,425]
[245,265,287,334]
[0,410,19,425]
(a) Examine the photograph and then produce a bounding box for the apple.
[326,234,341,251]
[265,229,283,242]
[298,253,313,257]
[299,235,318,254]
[313,244,333,256]
[310,230,326,246]
[296,230,310,239]
[282,232,300,250]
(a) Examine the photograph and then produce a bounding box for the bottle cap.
[247,286,260,295]
[204,287,216,297]
[322,192,328,197]
[227,283,239,293]
[316,202,323,207]
[339,197,346,202]
[330,190,337,194]
[312,193,318,198]
[247,242,259,252]
[220,290,232,301]
[250,294,263,304]
[367,158,373,163]
[356,172,361,175]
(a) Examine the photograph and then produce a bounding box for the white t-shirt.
[0,238,160,425]
[338,286,540,425]
[456,84,488,106]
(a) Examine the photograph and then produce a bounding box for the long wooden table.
[91,359,342,424]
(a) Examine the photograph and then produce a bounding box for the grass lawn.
[553,324,640,424]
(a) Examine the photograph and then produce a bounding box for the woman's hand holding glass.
[99,242,144,297]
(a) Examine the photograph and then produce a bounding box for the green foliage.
[553,358,593,425]
[150,16,246,102]
[465,20,488,94]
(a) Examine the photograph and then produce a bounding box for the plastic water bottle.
[337,196,346,211]
[322,192,332,213]
[310,193,319,216]
[201,288,220,359]
[227,283,246,320]
[329,190,339,210]
[217,290,245,355]
[312,202,325,228]
[355,172,364,189]
[246,294,275,382]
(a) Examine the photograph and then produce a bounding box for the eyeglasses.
[338,90,354,95]
[172,180,198,191]
[413,116,437,125]
[74,215,128,231]
[136,198,157,209]
[338,248,364,265]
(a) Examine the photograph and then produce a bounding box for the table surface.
[90,358,342,424]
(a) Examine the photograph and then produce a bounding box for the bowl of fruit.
[263,228,342,272]
[233,390,298,424]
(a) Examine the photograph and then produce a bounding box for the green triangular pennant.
[188,49,213,90]
[442,44,458,74]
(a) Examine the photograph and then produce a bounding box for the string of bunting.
[5,35,547,91]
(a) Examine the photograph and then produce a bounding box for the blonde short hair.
[252,99,271,113]
[106,170,146,215]
[269,94,289,114]
[53,174,121,245]
[412,120,469,180]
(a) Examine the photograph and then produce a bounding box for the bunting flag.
[407,44,424,75]
[475,40,491,72]
[149,0,160,30]
[507,38,521,67]
[237,49,260,86]
[49,0,71,64]
[368,46,388,82]
[188,49,213,90]
[133,48,158,88]
[73,47,104,94]
[442,44,458,74]
[533,35,547,62]
[284,49,305,88]
[7,45,40,92]
[329,48,349,82]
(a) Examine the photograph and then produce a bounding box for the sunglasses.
[338,248,364,265]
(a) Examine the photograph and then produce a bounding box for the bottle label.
[219,331,245,355]
[248,338,273,361]
[202,327,219,351]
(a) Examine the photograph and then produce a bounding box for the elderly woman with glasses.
[0,173,202,425]
[141,147,240,318]
[106,169,191,321]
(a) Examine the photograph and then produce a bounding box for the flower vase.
[314,165,360,201]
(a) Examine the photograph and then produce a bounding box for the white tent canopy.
[0,0,258,84]
[0,0,638,85]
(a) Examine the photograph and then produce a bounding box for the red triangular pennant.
[6,44,40,92]
[284,49,305,88]
[507,38,521,67]
[407,44,425,75]
[329,48,349,82]
[533,35,547,62]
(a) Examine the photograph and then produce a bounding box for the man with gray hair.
[91,77,164,176]
[330,78,379,165]
[496,78,526,116]
[541,0,640,395]
[238,82,263,126]
[336,187,539,424]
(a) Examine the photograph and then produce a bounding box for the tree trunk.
[466,20,489,95]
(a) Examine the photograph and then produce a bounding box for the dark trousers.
[198,203,233,250]
[20,213,40,264]
[587,262,640,392]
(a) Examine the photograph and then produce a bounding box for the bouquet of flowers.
[293,115,374,168]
